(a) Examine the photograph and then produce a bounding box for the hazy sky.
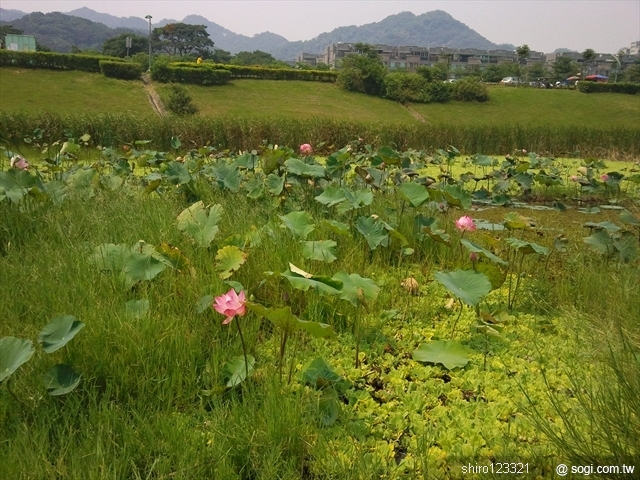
[2,1,639,53]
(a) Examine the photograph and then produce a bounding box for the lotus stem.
[235,318,249,382]
[451,299,464,339]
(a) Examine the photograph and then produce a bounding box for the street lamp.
[612,54,621,83]
[145,15,152,71]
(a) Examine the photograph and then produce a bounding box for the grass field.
[0,68,150,114]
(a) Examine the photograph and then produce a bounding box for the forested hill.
[1,8,514,59]
[0,12,140,52]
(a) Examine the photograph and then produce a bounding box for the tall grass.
[2,111,639,158]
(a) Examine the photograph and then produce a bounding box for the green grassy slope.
[411,86,640,128]
[0,67,150,114]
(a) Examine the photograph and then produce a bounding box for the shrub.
[165,84,198,116]
[451,77,489,102]
[337,54,386,96]
[99,60,142,80]
[384,72,430,103]
[151,63,231,85]
[0,50,124,73]
[183,62,337,82]
[577,81,640,95]
[426,82,452,103]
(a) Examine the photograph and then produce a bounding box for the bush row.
[151,63,232,85]
[2,111,638,157]
[578,81,640,95]
[0,50,126,73]
[99,60,142,80]
[383,73,488,103]
[172,62,338,82]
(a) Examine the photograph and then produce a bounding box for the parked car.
[500,77,521,85]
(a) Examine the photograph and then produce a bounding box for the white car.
[500,77,520,85]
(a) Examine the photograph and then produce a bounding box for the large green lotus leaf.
[331,271,380,307]
[0,337,35,382]
[315,186,346,207]
[377,146,401,166]
[122,252,167,286]
[302,240,338,263]
[244,174,264,199]
[265,173,285,195]
[66,167,97,194]
[279,211,315,240]
[216,245,247,279]
[323,219,350,237]
[284,158,326,178]
[43,180,68,206]
[282,263,342,296]
[125,299,149,319]
[356,216,388,251]
[302,357,343,390]
[38,315,85,354]
[534,173,562,187]
[475,263,507,291]
[176,202,223,247]
[223,354,255,388]
[620,210,640,227]
[434,269,491,306]
[426,228,451,246]
[583,229,614,255]
[0,171,29,203]
[247,303,335,338]
[583,221,621,233]
[471,154,493,166]
[318,393,340,426]
[412,340,471,370]
[89,243,131,272]
[398,182,429,208]
[338,189,374,214]
[165,161,191,185]
[155,242,193,273]
[442,184,472,209]
[43,364,81,396]
[211,163,241,192]
[460,239,507,266]
[505,238,549,256]
[503,212,530,230]
[613,231,639,263]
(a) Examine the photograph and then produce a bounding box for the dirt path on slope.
[142,73,167,116]
[402,103,429,124]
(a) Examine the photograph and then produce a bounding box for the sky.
[2,0,639,53]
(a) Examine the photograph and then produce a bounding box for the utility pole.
[145,15,153,71]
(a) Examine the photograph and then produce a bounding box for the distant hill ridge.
[0,7,515,59]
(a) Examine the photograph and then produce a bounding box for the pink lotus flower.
[299,143,313,155]
[570,175,578,182]
[455,216,476,232]
[469,252,479,262]
[601,174,609,182]
[10,155,29,170]
[213,289,246,325]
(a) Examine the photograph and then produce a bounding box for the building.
[322,42,543,71]
[2,34,36,52]
[630,41,640,56]
[296,52,326,67]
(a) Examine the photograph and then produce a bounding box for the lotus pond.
[1,137,639,479]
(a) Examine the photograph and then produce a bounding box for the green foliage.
[152,23,214,57]
[152,62,231,86]
[102,33,148,58]
[552,56,579,81]
[384,72,430,103]
[223,354,255,387]
[434,269,492,307]
[0,49,125,73]
[215,245,247,279]
[165,84,199,115]
[412,340,471,370]
[578,81,640,95]
[42,364,81,396]
[416,65,447,82]
[176,201,222,246]
[99,60,142,80]
[37,315,85,353]
[451,77,489,102]
[0,337,35,382]
[337,48,386,96]
[426,80,452,103]
[231,50,278,66]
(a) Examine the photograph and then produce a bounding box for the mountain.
[0,8,27,22]
[67,7,147,32]
[0,12,140,53]
[0,8,515,59]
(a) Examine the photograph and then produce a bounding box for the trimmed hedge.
[0,50,125,73]
[384,72,431,103]
[171,62,338,82]
[99,60,142,80]
[578,81,640,95]
[151,63,232,85]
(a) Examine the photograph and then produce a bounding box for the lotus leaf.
[38,315,85,354]
[43,364,81,396]
[0,337,35,382]
[434,269,492,306]
[412,340,471,370]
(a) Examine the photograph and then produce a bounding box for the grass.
[0,67,150,114]
[1,145,639,478]
[411,85,640,128]
[156,80,414,123]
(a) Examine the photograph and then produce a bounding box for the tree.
[526,62,548,81]
[515,44,531,83]
[581,48,596,76]
[623,58,640,83]
[210,48,232,64]
[230,50,277,66]
[552,56,578,81]
[152,23,213,57]
[416,65,447,82]
[102,33,148,58]
[481,63,518,83]
[337,44,386,96]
